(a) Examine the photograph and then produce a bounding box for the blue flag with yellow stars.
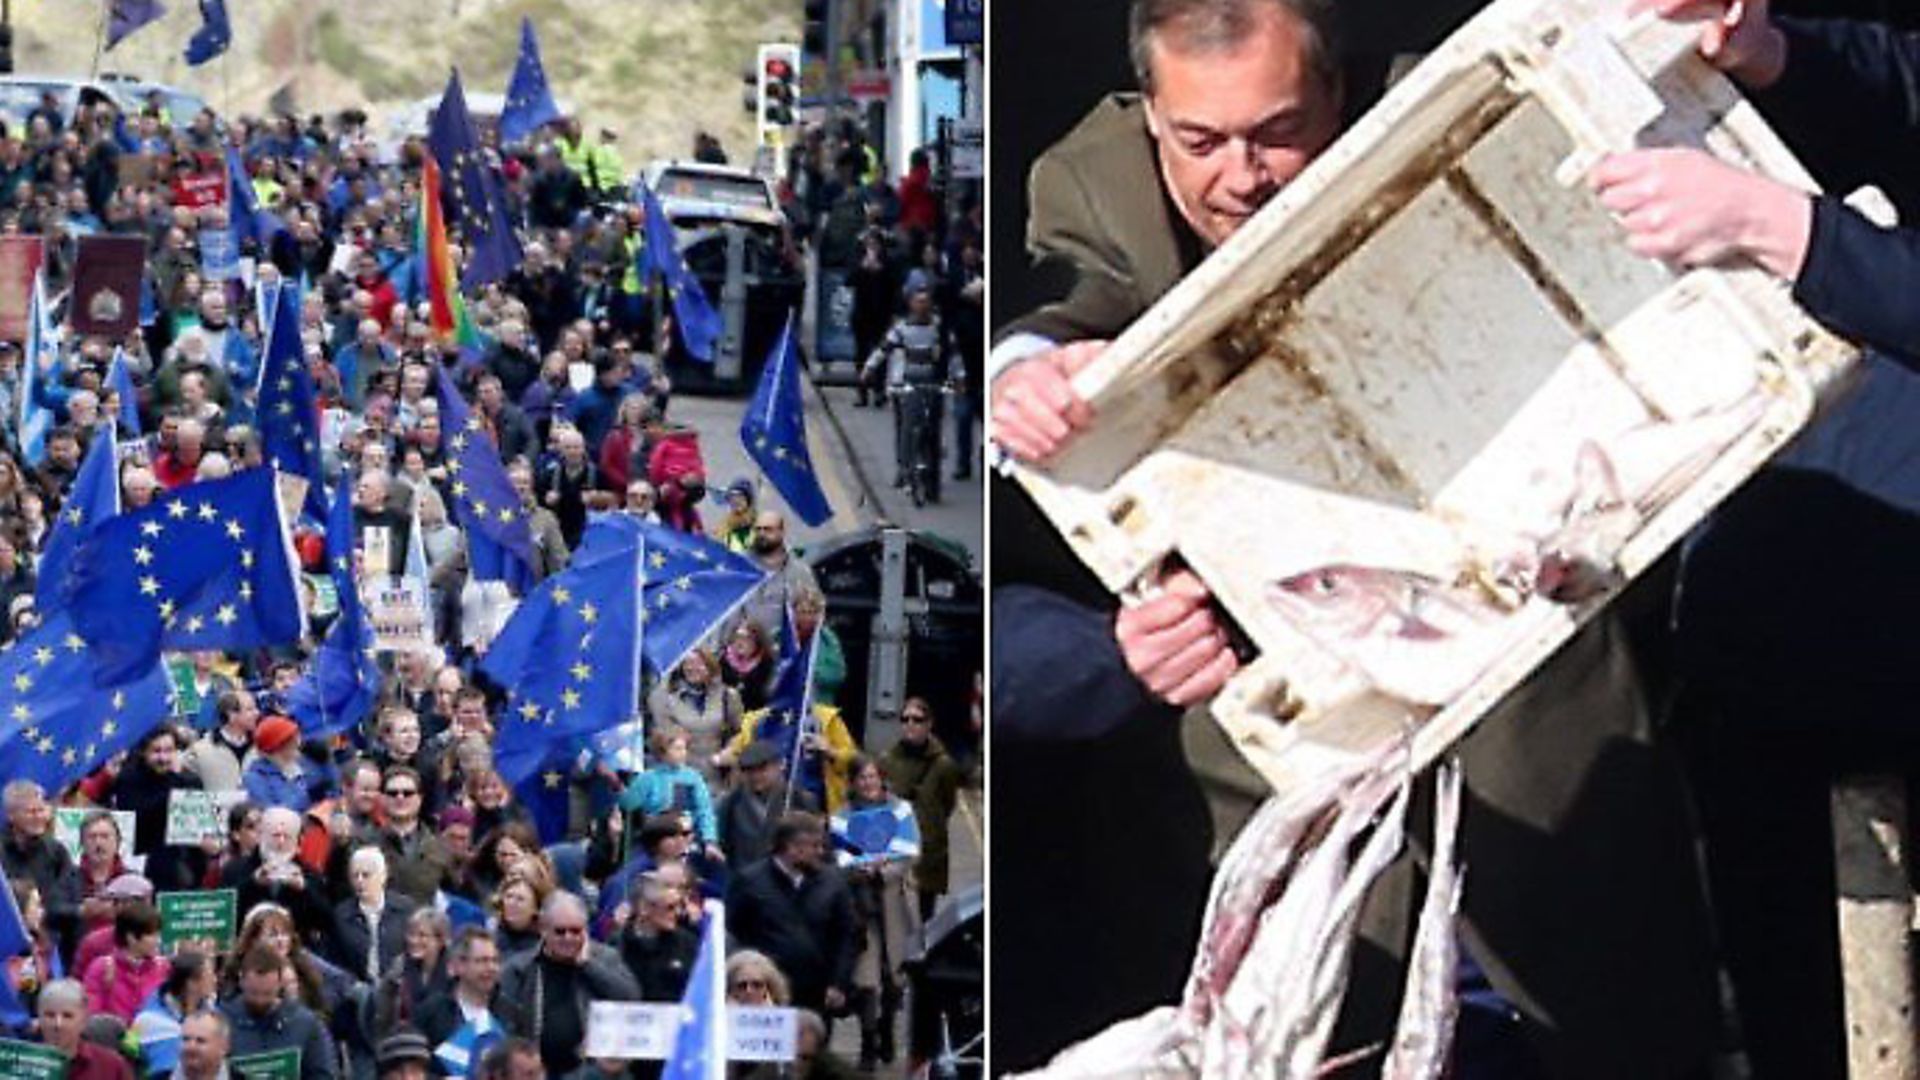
[60,468,305,687]
[284,485,378,740]
[428,69,524,289]
[35,425,119,613]
[498,17,561,146]
[106,0,165,50]
[741,310,832,527]
[432,363,537,592]
[107,347,141,437]
[184,0,230,66]
[760,607,824,800]
[571,514,767,677]
[512,751,579,845]
[662,900,728,1080]
[638,181,724,363]
[0,608,173,795]
[482,541,645,786]
[256,280,327,521]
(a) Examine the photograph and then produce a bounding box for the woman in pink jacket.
[81,902,172,1022]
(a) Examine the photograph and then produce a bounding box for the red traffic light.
[765,57,793,80]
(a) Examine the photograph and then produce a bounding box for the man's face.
[1142,6,1341,247]
[384,774,421,823]
[229,691,260,735]
[9,791,49,840]
[349,769,382,815]
[500,1049,545,1080]
[37,997,84,1052]
[782,829,826,873]
[455,938,501,997]
[240,964,281,1013]
[455,695,487,732]
[81,821,117,863]
[542,906,588,963]
[178,1013,227,1076]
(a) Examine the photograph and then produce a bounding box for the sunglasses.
[384,788,418,797]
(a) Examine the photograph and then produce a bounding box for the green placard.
[230,1047,300,1080]
[157,889,236,951]
[166,656,202,718]
[0,1038,68,1079]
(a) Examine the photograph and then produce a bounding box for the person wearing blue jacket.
[617,725,718,852]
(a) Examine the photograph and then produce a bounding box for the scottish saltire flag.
[432,1007,502,1078]
[428,69,523,287]
[0,862,32,1029]
[106,346,140,436]
[34,425,118,612]
[639,182,723,362]
[183,0,230,65]
[831,801,922,868]
[18,271,55,466]
[106,0,165,50]
[284,486,377,740]
[0,608,173,793]
[570,514,767,676]
[498,17,561,146]
[482,540,643,785]
[60,468,305,686]
[255,279,327,520]
[662,900,728,1080]
[742,312,832,526]
[432,364,537,592]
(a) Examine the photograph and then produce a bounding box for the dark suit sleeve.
[1743,19,1920,365]
[990,584,1178,741]
[827,877,859,994]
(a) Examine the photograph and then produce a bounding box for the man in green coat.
[881,698,962,921]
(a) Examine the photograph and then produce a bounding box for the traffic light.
[803,0,829,57]
[756,43,801,143]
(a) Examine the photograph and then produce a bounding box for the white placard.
[370,577,433,653]
[583,1003,797,1062]
[164,790,247,847]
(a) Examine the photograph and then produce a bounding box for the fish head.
[1267,564,1402,638]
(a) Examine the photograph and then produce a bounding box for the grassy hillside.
[14,0,799,169]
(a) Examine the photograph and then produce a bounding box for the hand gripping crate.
[1010,0,1863,793]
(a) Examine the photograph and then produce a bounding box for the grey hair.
[1129,0,1343,96]
[539,890,588,926]
[2,779,43,811]
[38,978,85,1013]
[406,905,451,940]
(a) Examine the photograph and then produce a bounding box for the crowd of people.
[0,68,976,1080]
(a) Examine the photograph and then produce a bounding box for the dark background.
[988,0,1920,333]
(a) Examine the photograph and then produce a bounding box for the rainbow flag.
[419,155,483,351]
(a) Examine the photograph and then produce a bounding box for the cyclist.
[863,285,959,497]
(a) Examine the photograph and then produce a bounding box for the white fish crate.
[1012,0,1862,793]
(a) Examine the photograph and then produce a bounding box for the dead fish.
[1266,564,1514,705]
[1532,394,1766,603]
[1382,760,1464,1080]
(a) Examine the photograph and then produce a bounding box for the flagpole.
[627,534,646,775]
[91,1,108,78]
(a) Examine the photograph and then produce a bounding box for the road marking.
[957,786,983,852]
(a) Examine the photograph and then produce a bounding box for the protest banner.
[229,1047,300,1080]
[116,152,161,189]
[0,1038,68,1078]
[198,226,239,282]
[369,577,432,653]
[158,889,237,951]
[172,167,226,211]
[583,1003,797,1061]
[166,656,203,718]
[165,790,246,846]
[69,236,145,337]
[52,808,135,863]
[0,237,43,343]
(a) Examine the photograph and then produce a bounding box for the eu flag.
[256,279,327,520]
[432,364,538,593]
[0,608,173,795]
[18,271,55,466]
[284,486,378,740]
[0,869,31,1028]
[428,69,523,288]
[662,900,728,1080]
[639,182,724,363]
[760,609,823,800]
[226,146,286,251]
[106,0,165,51]
[34,425,119,613]
[60,468,306,687]
[513,752,577,844]
[741,311,832,527]
[571,514,767,676]
[498,17,562,146]
[107,346,141,436]
[481,541,643,785]
[184,0,230,65]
